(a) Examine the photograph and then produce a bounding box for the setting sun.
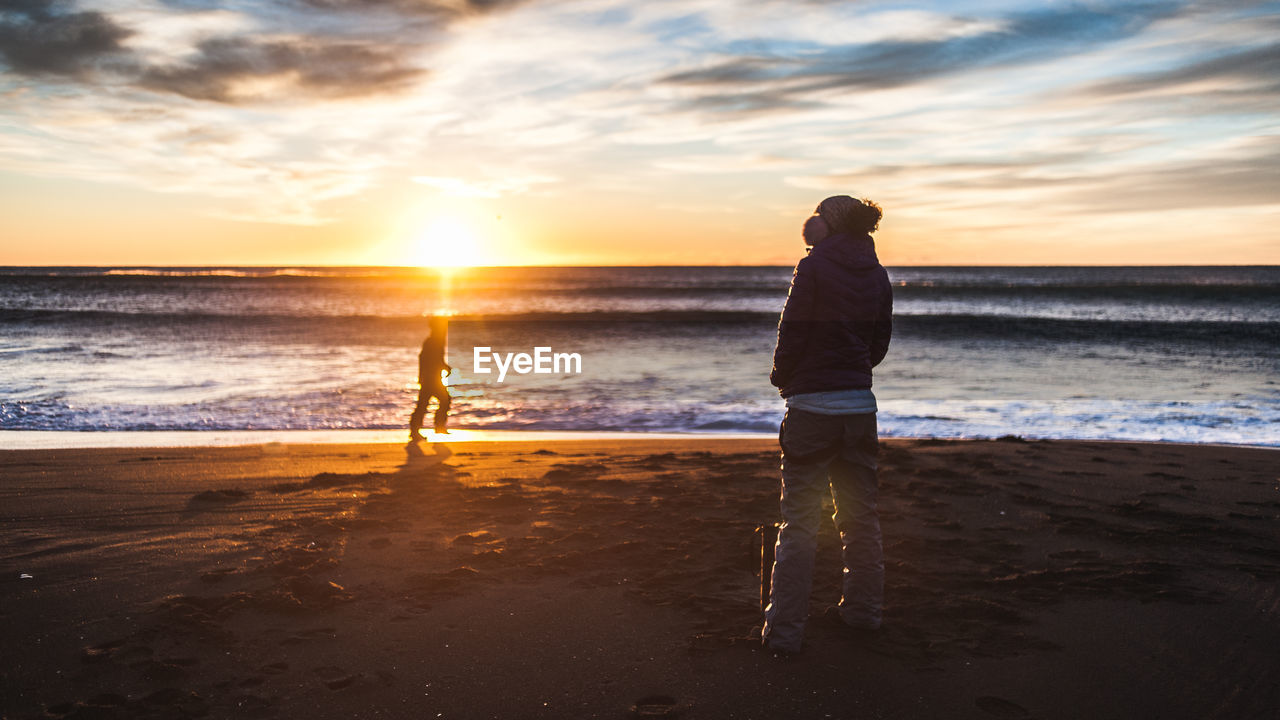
[411,217,486,268]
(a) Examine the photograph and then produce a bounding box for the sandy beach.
[2,437,1278,719]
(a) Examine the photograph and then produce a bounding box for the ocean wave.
[5,403,1276,446]
[4,265,1278,287]
[101,268,347,278]
[4,266,1276,448]
[1,267,429,279]
[0,308,778,325]
[3,307,1278,346]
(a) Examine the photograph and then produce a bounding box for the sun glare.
[412,217,485,268]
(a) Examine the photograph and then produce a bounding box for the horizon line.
[3,263,1279,270]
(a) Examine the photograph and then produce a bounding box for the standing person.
[762,195,893,655]
[409,316,452,440]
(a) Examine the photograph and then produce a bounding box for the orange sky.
[1,1,1277,266]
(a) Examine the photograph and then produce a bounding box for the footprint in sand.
[79,638,128,663]
[233,693,272,714]
[544,462,609,479]
[280,627,337,646]
[187,489,250,509]
[313,665,362,690]
[975,695,1031,718]
[630,694,679,718]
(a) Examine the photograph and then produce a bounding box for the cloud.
[787,136,1280,216]
[785,159,1067,191]
[0,0,132,76]
[1,0,1277,249]
[660,3,1180,114]
[652,153,800,174]
[1085,42,1280,97]
[0,0,532,228]
[296,0,525,17]
[412,173,557,198]
[136,35,427,103]
[0,0,527,104]
[1060,142,1280,213]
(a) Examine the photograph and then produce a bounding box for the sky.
[0,0,1277,266]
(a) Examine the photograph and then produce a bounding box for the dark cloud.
[661,4,1181,112]
[0,0,530,103]
[682,87,823,115]
[293,0,522,17]
[137,36,426,103]
[0,0,132,76]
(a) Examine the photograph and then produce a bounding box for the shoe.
[763,641,799,658]
[760,629,800,657]
[433,427,450,435]
[409,430,425,441]
[819,606,881,635]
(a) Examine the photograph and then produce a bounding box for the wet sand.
[2,438,1278,719]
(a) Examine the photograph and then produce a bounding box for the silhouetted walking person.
[762,195,893,655]
[410,317,452,440]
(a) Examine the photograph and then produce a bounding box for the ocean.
[1,266,1277,446]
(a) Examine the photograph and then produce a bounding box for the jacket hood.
[810,232,879,270]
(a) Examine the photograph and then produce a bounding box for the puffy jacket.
[770,232,893,397]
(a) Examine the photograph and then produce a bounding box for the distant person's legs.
[409,385,434,440]
[829,413,883,629]
[410,384,451,439]
[763,409,842,653]
[431,384,451,433]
